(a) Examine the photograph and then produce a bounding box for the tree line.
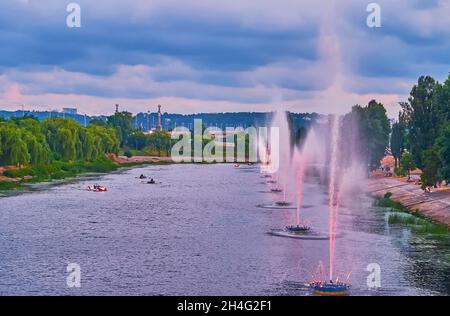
[390,74,450,188]
[341,100,391,171]
[94,112,174,157]
[0,116,119,166]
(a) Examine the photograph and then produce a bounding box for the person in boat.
[148,178,155,184]
[139,174,146,179]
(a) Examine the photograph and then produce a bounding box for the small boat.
[88,185,108,192]
[234,164,240,168]
[270,188,282,193]
[310,281,350,296]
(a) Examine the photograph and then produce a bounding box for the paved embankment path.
[368,177,450,226]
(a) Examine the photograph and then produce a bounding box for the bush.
[388,212,448,235]
[0,181,22,190]
[124,150,133,158]
[2,158,119,183]
[394,166,406,177]
[373,194,408,212]
[3,168,32,178]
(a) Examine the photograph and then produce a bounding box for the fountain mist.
[328,115,340,282]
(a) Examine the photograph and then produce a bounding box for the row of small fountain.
[254,110,361,295]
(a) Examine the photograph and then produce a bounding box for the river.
[0,163,448,295]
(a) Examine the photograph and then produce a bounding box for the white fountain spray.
[270,109,293,204]
[328,115,340,282]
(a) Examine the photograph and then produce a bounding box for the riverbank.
[109,154,173,164]
[0,155,173,192]
[368,176,450,227]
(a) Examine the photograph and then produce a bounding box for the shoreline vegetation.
[0,155,174,192]
[373,193,449,235]
[0,113,175,192]
[0,111,258,192]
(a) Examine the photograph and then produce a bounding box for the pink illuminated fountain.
[309,115,351,295]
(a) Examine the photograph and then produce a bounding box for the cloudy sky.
[0,0,449,116]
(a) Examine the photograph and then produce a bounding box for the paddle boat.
[88,185,108,192]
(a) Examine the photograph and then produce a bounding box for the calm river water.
[0,164,448,295]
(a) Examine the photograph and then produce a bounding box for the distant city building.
[62,108,78,115]
[156,104,163,131]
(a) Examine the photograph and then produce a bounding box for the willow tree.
[0,125,30,166]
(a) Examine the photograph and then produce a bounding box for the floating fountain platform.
[285,225,310,234]
[268,229,345,240]
[310,282,350,296]
[275,201,292,207]
[257,202,296,209]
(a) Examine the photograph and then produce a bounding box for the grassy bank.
[0,158,122,192]
[2,158,120,183]
[0,181,23,190]
[0,156,177,192]
[374,192,449,235]
[387,212,449,234]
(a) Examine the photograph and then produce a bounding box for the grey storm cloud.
[0,0,449,107]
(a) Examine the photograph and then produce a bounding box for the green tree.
[400,152,415,180]
[421,147,441,189]
[401,76,440,169]
[127,131,148,150]
[89,119,108,127]
[435,74,450,132]
[342,101,390,170]
[108,112,133,147]
[437,124,450,181]
[390,122,403,168]
[147,132,172,156]
[366,100,391,169]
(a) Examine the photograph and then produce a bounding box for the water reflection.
[0,164,448,295]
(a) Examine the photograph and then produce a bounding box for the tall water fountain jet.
[269,109,294,206]
[295,153,305,226]
[310,115,350,295]
[291,127,322,227]
[328,115,340,282]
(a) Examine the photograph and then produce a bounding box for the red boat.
[88,185,108,192]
